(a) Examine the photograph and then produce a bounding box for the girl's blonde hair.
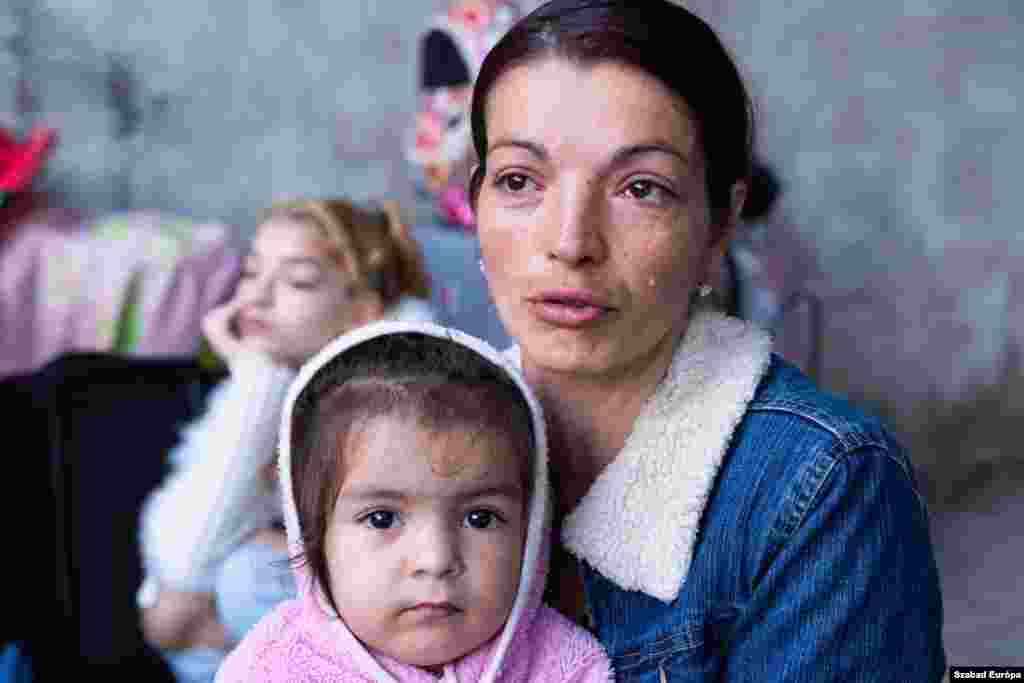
[263,198,431,306]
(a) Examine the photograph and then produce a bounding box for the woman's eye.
[464,509,500,530]
[624,179,673,202]
[239,269,257,280]
[495,173,534,194]
[364,510,399,530]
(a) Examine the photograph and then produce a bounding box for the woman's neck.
[523,330,683,512]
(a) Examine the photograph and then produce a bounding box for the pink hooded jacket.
[216,321,612,683]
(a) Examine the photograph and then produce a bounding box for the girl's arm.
[138,355,296,593]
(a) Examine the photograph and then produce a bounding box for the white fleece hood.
[276,321,550,683]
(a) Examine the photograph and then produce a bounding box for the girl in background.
[138,198,437,682]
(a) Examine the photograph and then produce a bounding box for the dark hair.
[740,160,782,222]
[289,332,535,612]
[468,0,754,230]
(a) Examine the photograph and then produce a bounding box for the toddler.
[216,321,611,682]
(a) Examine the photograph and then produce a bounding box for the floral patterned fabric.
[405,1,531,232]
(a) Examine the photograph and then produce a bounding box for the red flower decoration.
[0,124,57,193]
[448,0,493,31]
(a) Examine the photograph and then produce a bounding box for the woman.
[469,1,946,679]
[137,198,436,682]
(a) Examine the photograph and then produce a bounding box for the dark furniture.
[2,352,224,678]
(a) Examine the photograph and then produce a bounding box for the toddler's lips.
[405,602,460,618]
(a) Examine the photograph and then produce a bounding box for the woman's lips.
[527,290,615,328]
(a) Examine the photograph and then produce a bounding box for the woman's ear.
[730,180,748,223]
[714,179,748,249]
[703,180,748,302]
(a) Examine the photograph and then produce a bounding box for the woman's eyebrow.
[488,137,548,160]
[487,137,689,171]
[607,142,690,171]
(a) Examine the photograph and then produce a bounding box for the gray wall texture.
[2,0,443,225]
[3,0,1022,666]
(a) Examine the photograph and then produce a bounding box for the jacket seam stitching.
[745,403,886,452]
[613,631,703,668]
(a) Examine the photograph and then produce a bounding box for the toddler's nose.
[411,523,464,579]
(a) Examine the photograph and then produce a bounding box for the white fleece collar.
[553,311,773,602]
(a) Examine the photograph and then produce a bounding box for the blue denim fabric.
[0,643,32,683]
[578,357,946,681]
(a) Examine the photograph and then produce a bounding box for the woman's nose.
[547,180,606,267]
[410,522,464,579]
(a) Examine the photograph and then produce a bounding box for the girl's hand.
[202,300,269,372]
[140,585,232,652]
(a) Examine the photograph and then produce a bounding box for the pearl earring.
[479,258,486,275]
[697,283,712,297]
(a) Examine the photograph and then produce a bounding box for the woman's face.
[475,58,727,380]
[233,217,376,367]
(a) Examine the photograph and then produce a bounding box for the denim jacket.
[543,311,946,682]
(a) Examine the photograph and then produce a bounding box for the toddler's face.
[325,415,527,669]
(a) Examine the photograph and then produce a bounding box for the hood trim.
[278,320,549,682]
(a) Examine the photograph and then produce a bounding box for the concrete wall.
[685,1,1022,412]
[3,0,450,228]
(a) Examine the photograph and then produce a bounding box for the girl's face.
[474,58,731,381]
[325,415,526,669]
[232,217,377,368]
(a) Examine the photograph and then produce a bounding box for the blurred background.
[2,0,1021,667]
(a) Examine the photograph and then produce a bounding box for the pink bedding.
[1,206,242,378]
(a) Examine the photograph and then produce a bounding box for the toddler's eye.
[465,509,499,530]
[363,510,399,530]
